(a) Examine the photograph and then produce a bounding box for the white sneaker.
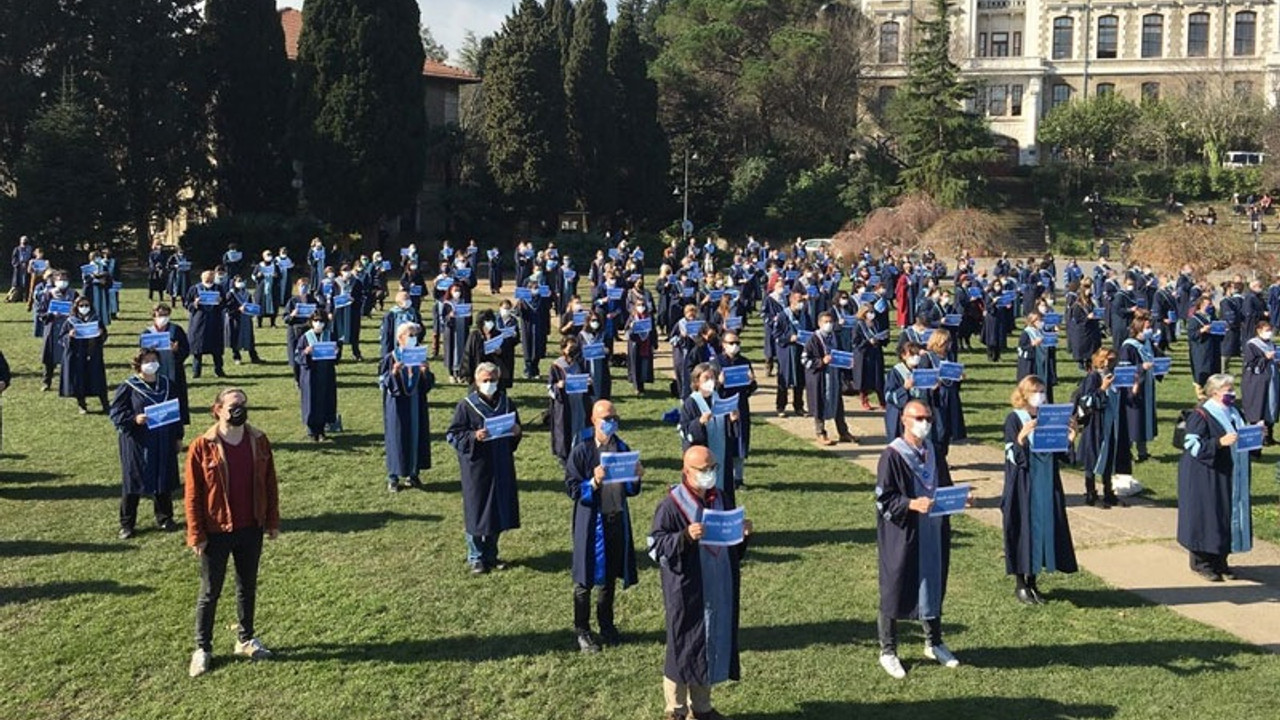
[233,638,273,659]
[925,643,960,668]
[879,652,907,679]
[188,649,212,678]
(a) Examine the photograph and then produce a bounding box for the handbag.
[1172,407,1206,450]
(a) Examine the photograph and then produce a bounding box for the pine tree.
[564,0,615,214]
[293,0,427,242]
[420,24,448,62]
[203,0,293,215]
[546,0,575,72]
[482,0,569,223]
[608,0,669,225]
[887,0,996,207]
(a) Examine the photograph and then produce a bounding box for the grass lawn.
[2,286,1280,719]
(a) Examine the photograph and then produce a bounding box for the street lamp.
[679,149,698,240]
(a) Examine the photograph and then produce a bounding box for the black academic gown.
[678,394,739,510]
[715,352,758,461]
[1176,409,1234,557]
[1187,313,1222,386]
[109,375,182,496]
[875,442,953,620]
[803,330,843,424]
[549,357,593,462]
[850,321,885,396]
[380,352,436,477]
[59,314,108,398]
[564,437,641,589]
[1001,412,1079,576]
[184,285,226,356]
[447,390,522,536]
[295,329,340,435]
[1075,371,1132,478]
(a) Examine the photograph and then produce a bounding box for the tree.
[886,0,995,207]
[1174,73,1267,168]
[546,0,575,71]
[481,0,569,223]
[1038,94,1139,166]
[456,30,492,76]
[293,0,427,244]
[7,85,127,254]
[203,0,293,215]
[564,0,615,213]
[0,0,62,190]
[420,23,448,62]
[608,0,669,225]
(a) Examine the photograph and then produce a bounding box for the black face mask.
[227,404,248,427]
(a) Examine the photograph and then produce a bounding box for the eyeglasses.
[904,414,933,422]
[692,464,719,473]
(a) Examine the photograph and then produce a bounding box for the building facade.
[863,0,1280,165]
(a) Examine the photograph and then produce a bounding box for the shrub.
[178,214,330,273]
[1128,221,1260,273]
[1171,165,1210,199]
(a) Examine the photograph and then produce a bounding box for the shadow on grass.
[273,432,384,453]
[283,511,443,535]
[750,528,876,548]
[0,580,151,606]
[0,483,119,501]
[0,470,71,484]
[964,639,1257,676]
[0,540,134,557]
[742,480,873,493]
[735,698,1117,720]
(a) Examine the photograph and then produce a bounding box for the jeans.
[191,353,224,378]
[194,527,264,652]
[775,382,804,413]
[465,533,500,566]
[119,489,173,530]
[878,612,942,655]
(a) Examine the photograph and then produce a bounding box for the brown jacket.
[185,423,280,548]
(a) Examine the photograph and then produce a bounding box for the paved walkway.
[742,367,1280,652]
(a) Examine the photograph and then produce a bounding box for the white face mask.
[867,313,876,322]
[636,304,646,313]
[78,306,91,316]
[1029,391,1046,408]
[478,381,498,396]
[140,361,161,376]
[906,356,920,368]
[155,316,170,328]
[1263,331,1274,341]
[700,379,717,395]
[693,468,718,490]
[910,419,932,440]
[55,280,69,290]
[821,322,834,334]
[235,282,245,290]
[499,308,511,319]
[724,342,739,356]
[484,320,495,332]
[403,335,418,348]
[312,322,325,332]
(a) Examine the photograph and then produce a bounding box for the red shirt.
[222,434,257,530]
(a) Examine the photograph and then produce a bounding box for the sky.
[276,1,513,66]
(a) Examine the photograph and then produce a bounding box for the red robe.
[895,275,911,328]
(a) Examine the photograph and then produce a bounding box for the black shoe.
[1026,580,1048,604]
[576,631,601,654]
[157,519,180,532]
[1136,454,1151,463]
[1015,587,1038,605]
[491,560,508,571]
[470,562,488,575]
[599,625,623,646]
[119,527,135,540]
[1084,491,1098,507]
[1193,567,1223,582]
[1220,565,1238,581]
[214,370,227,378]
[406,477,424,490]
[1103,493,1120,507]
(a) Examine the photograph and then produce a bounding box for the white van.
[1223,151,1264,168]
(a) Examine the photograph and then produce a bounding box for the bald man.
[874,399,964,679]
[184,269,227,378]
[564,399,644,653]
[650,446,753,720]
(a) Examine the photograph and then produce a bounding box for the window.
[879,22,900,63]
[1051,83,1072,108]
[992,32,1009,57]
[1188,13,1209,57]
[1140,82,1160,103]
[1052,17,1073,60]
[443,92,460,125]
[971,86,987,114]
[1013,31,1022,56]
[978,32,988,57]
[1187,79,1206,99]
[1097,15,1118,58]
[876,85,897,114]
[989,85,1008,116]
[1235,12,1256,56]
[1011,84,1024,116]
[1096,83,1115,97]
[1141,14,1163,58]
[1235,80,1254,97]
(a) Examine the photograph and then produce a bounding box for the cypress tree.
[293,0,427,242]
[608,0,669,224]
[564,0,616,214]
[546,0,575,72]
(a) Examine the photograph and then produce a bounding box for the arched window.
[1097,15,1118,58]
[879,22,900,63]
[1234,12,1256,56]
[1141,14,1163,58]
[1187,13,1209,57]
[1052,17,1073,60]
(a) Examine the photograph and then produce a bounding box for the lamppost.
[676,148,697,240]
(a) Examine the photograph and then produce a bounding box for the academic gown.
[1177,404,1251,557]
[649,482,745,686]
[981,290,1005,350]
[625,314,656,389]
[446,391,522,536]
[549,357,593,462]
[1241,338,1280,425]
[802,331,843,424]
[379,306,422,357]
[1221,295,1245,359]
[579,329,612,400]
[494,315,519,389]
[923,351,966,445]
[284,294,320,373]
[565,437,641,588]
[442,300,470,376]
[1067,303,1102,365]
[1119,339,1158,444]
[252,262,280,318]
[1075,371,1132,478]
[59,314,108,398]
[715,353,758,461]
[145,323,192,425]
[850,321,886,396]
[875,439,952,620]
[883,363,928,441]
[1187,313,1222,386]
[380,351,436,477]
[460,326,501,386]
[38,291,78,366]
[109,375,182,496]
[678,393,738,509]
[1016,328,1058,402]
[1153,289,1179,348]
[295,329,340,434]
[1002,410,1079,576]
[224,290,257,354]
[185,285,226,356]
[771,309,809,391]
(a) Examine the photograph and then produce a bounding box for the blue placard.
[1237,425,1264,452]
[241,302,262,317]
[564,269,578,281]
[725,315,743,331]
[381,261,393,272]
[399,347,428,367]
[785,271,800,282]
[796,329,813,344]
[573,311,587,327]
[1092,306,1105,319]
[684,320,705,337]
[1042,332,1058,348]
[712,394,738,417]
[859,292,877,304]
[111,281,123,291]
[176,260,192,272]
[929,485,971,517]
[608,248,621,260]
[484,336,505,355]
[600,451,641,484]
[701,507,745,546]
[1112,364,1137,386]
[607,287,623,301]
[968,287,982,299]
[294,303,316,319]
[484,412,517,440]
[1135,297,1148,309]
[72,322,101,339]
[868,275,881,287]
[455,267,472,279]
[681,286,696,298]
[912,368,939,390]
[1031,426,1070,453]
[140,331,170,349]
[1044,312,1062,327]
[830,350,854,369]
[80,263,97,276]
[436,277,455,291]
[409,284,424,297]
[332,294,352,310]
[198,290,221,306]
[939,361,964,382]
[539,285,551,298]
[500,325,517,339]
[259,264,276,277]
[30,259,48,273]
[49,299,72,315]
[709,289,724,302]
[1210,321,1227,335]
[581,342,606,361]
[806,285,819,297]
[310,341,337,361]
[515,287,533,302]
[454,303,472,319]
[565,373,590,395]
[999,291,1016,306]
[943,313,961,326]
[1037,404,1074,428]
[1166,311,1177,323]
[144,399,181,430]
[723,364,751,389]
[276,257,293,270]
[225,250,242,263]
[630,318,653,336]
[1152,356,1172,376]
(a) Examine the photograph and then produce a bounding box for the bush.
[1128,221,1259,273]
[178,214,330,274]
[1129,166,1171,199]
[1209,166,1262,198]
[1171,165,1210,199]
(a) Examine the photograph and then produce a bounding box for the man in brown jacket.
[185,387,280,678]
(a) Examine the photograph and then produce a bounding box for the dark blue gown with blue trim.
[565,437,640,588]
[380,351,435,477]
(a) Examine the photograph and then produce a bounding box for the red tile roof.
[278,8,479,83]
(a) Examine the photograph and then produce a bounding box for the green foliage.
[608,0,670,226]
[178,213,329,271]
[292,0,427,237]
[1209,166,1262,198]
[1127,164,1172,199]
[719,155,787,237]
[420,23,449,62]
[886,0,996,207]
[1172,165,1210,199]
[203,0,293,216]
[564,0,617,214]
[1038,95,1139,166]
[764,162,854,237]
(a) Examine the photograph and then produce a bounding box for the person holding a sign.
[224,277,261,366]
[516,277,551,378]
[59,299,109,414]
[166,248,192,305]
[564,400,644,652]
[549,336,593,465]
[284,278,320,384]
[980,281,1007,362]
[379,290,422,358]
[144,304,192,426]
[109,349,183,539]
[1119,311,1160,463]
[380,322,436,493]
[578,310,613,400]
[624,300,656,396]
[649,445,752,719]
[296,310,341,441]
[1002,376,1079,604]
[251,250,280,328]
[459,309,502,391]
[1067,283,1104,372]
[716,332,758,489]
[1187,295,1222,399]
[1017,311,1058,402]
[185,271,227,379]
[922,330,966,458]
[1178,374,1255,581]
[851,304,886,411]
[447,362,522,573]
[771,292,810,418]
[330,264,366,362]
[803,312,854,446]
[679,363,740,508]
[1219,282,1245,372]
[883,343,932,442]
[874,400,963,678]
[38,272,78,390]
[1076,348,1130,506]
[1241,321,1280,447]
